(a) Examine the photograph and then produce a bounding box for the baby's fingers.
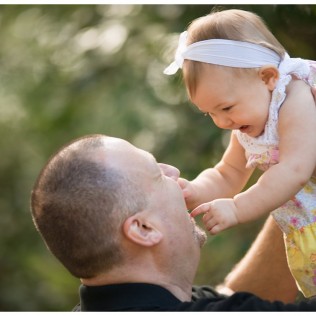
[203,214,220,235]
[190,204,210,218]
[208,224,222,235]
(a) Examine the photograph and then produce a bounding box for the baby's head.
[182,9,286,99]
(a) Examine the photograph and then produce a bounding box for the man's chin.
[191,217,207,248]
[196,228,207,248]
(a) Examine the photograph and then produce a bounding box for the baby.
[164,9,316,297]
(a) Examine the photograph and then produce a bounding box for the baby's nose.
[215,116,233,129]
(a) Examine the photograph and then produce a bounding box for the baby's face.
[191,65,272,138]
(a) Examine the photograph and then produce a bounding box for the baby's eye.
[222,106,233,112]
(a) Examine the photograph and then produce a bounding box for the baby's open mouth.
[239,125,249,132]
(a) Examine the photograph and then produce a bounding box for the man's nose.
[158,163,180,180]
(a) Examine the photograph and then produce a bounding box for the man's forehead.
[101,137,158,170]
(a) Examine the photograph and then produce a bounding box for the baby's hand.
[190,199,239,235]
[177,177,200,210]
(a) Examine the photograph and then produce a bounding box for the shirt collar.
[78,282,182,311]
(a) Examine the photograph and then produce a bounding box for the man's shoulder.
[72,303,80,311]
[71,285,264,312]
[72,284,316,311]
[179,291,316,312]
[72,285,222,311]
[191,285,228,300]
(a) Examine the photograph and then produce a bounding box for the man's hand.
[190,198,239,234]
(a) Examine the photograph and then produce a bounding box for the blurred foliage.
[0,4,315,311]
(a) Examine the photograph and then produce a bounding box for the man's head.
[31,134,206,286]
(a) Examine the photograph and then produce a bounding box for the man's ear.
[259,65,279,91]
[123,213,163,247]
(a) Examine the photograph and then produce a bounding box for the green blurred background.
[1,4,315,311]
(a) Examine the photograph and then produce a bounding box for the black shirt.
[73,282,316,311]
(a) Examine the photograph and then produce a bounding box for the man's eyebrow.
[150,154,164,177]
[142,151,159,171]
[145,151,156,163]
[151,155,160,171]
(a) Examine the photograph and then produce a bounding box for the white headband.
[164,31,282,75]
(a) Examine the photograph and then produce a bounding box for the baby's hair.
[183,9,286,98]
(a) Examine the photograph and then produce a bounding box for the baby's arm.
[192,80,316,234]
[235,80,316,222]
[179,132,254,210]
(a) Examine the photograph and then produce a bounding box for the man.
[31,134,315,311]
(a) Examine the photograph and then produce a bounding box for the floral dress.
[235,56,316,298]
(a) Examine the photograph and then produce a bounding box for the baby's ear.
[259,66,279,91]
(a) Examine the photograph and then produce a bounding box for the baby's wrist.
[232,196,247,224]
[225,198,239,226]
